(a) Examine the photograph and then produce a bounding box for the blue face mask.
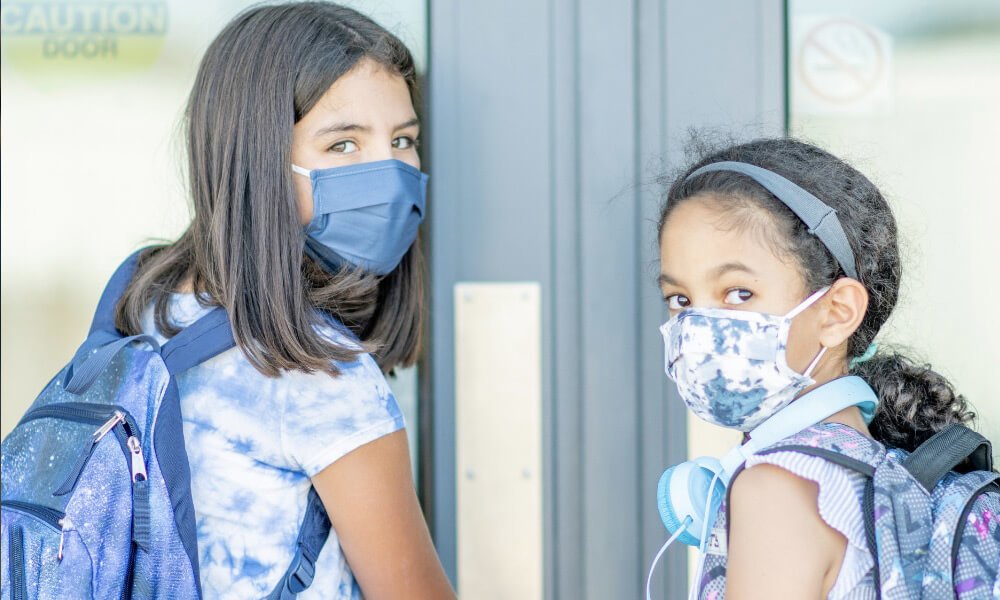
[292,159,428,275]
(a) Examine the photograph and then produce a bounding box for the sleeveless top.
[695,423,877,599]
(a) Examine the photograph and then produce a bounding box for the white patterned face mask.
[659,287,829,432]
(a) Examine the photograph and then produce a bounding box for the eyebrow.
[658,262,756,287]
[712,261,757,278]
[315,122,369,137]
[314,117,421,138]
[395,117,421,131]
[658,272,680,287]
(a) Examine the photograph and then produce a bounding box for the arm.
[311,429,456,600]
[726,464,846,600]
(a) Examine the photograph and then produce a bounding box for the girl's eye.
[329,140,359,154]
[724,288,753,305]
[665,294,690,311]
[392,136,418,150]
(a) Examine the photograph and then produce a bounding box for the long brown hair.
[117,2,425,377]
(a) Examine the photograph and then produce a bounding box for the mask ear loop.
[783,286,831,379]
[801,345,828,378]
[291,164,312,177]
[784,286,831,320]
[688,470,723,600]
[646,515,693,600]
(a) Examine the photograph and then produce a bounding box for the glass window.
[1,0,427,481]
[788,0,1000,443]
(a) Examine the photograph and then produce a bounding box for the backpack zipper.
[1,500,75,562]
[94,411,126,442]
[32,404,144,496]
[1,500,65,529]
[57,517,74,561]
[126,436,148,482]
[10,525,26,600]
[18,402,152,557]
[19,402,129,428]
[121,541,137,600]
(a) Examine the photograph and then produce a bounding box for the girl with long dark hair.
[117,3,452,597]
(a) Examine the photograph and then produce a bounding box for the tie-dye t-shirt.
[141,293,405,599]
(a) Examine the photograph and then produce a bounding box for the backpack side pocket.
[2,502,94,599]
[949,479,1000,599]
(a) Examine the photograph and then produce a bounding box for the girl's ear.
[817,277,868,350]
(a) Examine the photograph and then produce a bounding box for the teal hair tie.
[849,342,879,368]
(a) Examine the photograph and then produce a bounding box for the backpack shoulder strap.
[753,424,887,597]
[84,246,237,375]
[88,248,147,340]
[755,444,877,477]
[151,308,236,596]
[756,422,885,475]
[724,423,883,532]
[903,424,993,493]
[67,250,237,391]
[64,249,149,387]
[160,307,235,375]
[266,487,332,599]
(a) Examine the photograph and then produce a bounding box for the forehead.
[659,196,800,285]
[311,60,414,117]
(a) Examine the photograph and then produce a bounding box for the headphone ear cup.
[656,458,727,548]
[693,456,723,478]
[656,464,701,547]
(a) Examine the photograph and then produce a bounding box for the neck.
[799,366,874,438]
[822,405,872,438]
[176,276,195,294]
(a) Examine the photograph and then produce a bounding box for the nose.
[368,148,394,163]
[365,138,396,163]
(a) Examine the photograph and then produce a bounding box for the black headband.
[685,161,858,279]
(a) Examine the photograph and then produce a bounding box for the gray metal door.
[425,1,786,596]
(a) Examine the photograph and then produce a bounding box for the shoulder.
[730,462,821,514]
[726,463,848,597]
[276,319,405,475]
[280,315,400,421]
[730,458,858,539]
[279,352,390,404]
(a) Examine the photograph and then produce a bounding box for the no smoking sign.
[793,16,893,115]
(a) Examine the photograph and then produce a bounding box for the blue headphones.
[655,376,878,548]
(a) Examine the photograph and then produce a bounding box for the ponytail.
[852,351,975,452]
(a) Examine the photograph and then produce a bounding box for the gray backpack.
[698,422,999,599]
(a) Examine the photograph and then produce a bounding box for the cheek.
[784,314,822,373]
[293,176,314,226]
[400,153,421,171]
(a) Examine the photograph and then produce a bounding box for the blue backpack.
[2,251,331,599]
[698,422,1000,599]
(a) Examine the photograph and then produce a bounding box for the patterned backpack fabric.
[2,251,331,599]
[696,422,1000,599]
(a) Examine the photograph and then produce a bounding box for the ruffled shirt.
[744,449,876,599]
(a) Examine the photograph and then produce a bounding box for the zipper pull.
[56,409,126,496]
[93,410,125,443]
[128,435,152,551]
[57,517,73,561]
[126,436,147,482]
